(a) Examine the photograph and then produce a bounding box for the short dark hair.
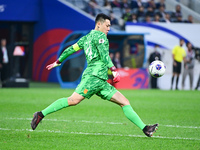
[95,13,110,25]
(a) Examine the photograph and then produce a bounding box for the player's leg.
[110,91,146,129]
[31,92,85,130]
[171,64,177,90]
[31,75,99,130]
[151,76,157,89]
[98,82,146,130]
[176,73,180,90]
[42,92,85,116]
[176,62,181,90]
[189,69,194,90]
[110,91,158,137]
[97,82,158,137]
[171,74,175,90]
[182,69,187,90]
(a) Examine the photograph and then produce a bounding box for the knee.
[121,101,130,107]
[110,93,130,107]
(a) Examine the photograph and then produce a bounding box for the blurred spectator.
[131,0,143,9]
[110,12,119,25]
[171,39,186,90]
[148,45,161,89]
[136,6,146,18]
[153,14,160,22]
[114,52,122,68]
[145,6,155,17]
[85,0,99,16]
[145,15,152,23]
[131,13,138,23]
[111,0,121,8]
[109,52,114,61]
[163,13,171,23]
[89,0,99,8]
[174,4,182,18]
[175,14,183,23]
[1,38,9,82]
[182,42,195,90]
[121,7,132,30]
[122,7,132,22]
[142,0,150,9]
[156,0,165,9]
[147,0,156,10]
[156,5,166,19]
[103,0,112,11]
[120,0,130,9]
[184,15,193,23]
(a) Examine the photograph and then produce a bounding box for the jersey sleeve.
[95,34,114,68]
[58,36,85,62]
[77,36,86,50]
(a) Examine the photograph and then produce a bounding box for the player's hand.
[46,60,61,70]
[112,71,120,83]
[110,66,120,83]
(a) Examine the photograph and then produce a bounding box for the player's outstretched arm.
[46,60,61,70]
[46,40,84,70]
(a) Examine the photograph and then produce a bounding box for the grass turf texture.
[0,82,200,150]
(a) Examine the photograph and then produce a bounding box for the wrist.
[110,66,117,72]
[56,60,61,64]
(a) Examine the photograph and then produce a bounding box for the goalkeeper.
[31,13,158,137]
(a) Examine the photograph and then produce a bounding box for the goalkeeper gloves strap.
[46,60,61,70]
[110,66,120,83]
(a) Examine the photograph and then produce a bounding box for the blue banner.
[0,0,40,21]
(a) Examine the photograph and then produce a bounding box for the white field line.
[5,117,200,129]
[0,127,200,141]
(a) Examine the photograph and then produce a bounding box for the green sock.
[122,105,146,130]
[42,97,69,117]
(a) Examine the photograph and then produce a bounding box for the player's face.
[99,19,111,36]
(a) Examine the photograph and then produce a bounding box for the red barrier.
[114,68,149,89]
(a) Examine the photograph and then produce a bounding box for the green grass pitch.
[0,82,200,150]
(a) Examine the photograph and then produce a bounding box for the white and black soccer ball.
[149,60,166,78]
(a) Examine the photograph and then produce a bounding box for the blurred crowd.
[83,0,194,30]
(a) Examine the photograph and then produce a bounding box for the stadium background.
[0,0,199,90]
[0,1,200,149]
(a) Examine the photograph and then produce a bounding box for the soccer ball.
[149,60,166,78]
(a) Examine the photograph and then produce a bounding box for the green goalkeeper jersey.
[58,30,114,80]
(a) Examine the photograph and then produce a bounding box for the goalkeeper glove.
[46,60,61,70]
[110,66,120,83]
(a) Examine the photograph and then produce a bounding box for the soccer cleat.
[31,112,44,130]
[143,124,159,137]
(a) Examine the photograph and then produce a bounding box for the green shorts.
[75,75,117,100]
